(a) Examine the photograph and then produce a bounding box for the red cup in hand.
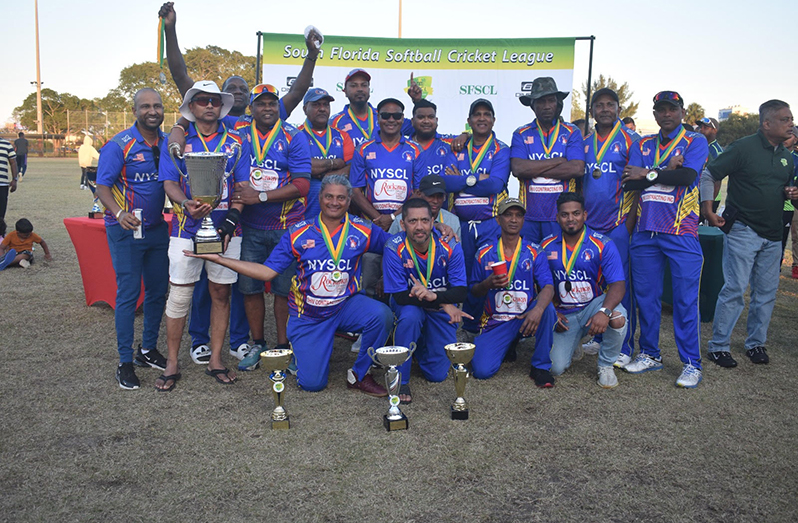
[490,261,508,276]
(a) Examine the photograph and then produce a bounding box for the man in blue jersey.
[300,88,354,221]
[581,88,639,367]
[229,84,312,372]
[540,192,627,388]
[469,198,557,385]
[390,174,461,241]
[187,175,392,396]
[621,90,708,388]
[510,77,585,244]
[160,81,249,390]
[96,88,170,390]
[408,99,459,180]
[383,198,470,403]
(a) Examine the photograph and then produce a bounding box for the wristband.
[115,209,124,220]
[172,124,186,133]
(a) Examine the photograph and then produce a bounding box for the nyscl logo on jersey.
[333,137,342,148]
[437,255,447,268]
[403,258,415,269]
[403,151,414,163]
[674,147,684,156]
[346,235,360,249]
[521,257,532,271]
[613,143,621,153]
[487,151,494,160]
[436,146,447,157]
[583,249,594,262]
[276,140,285,152]
[559,135,568,144]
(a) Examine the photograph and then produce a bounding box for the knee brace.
[165,284,194,319]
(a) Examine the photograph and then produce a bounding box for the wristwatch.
[599,307,612,318]
[646,170,659,182]
[258,191,269,203]
[466,175,477,187]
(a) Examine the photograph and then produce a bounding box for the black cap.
[377,97,405,112]
[419,174,446,196]
[653,91,684,108]
[591,88,619,105]
[469,98,494,116]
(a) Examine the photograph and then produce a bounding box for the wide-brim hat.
[179,80,234,122]
[519,77,569,107]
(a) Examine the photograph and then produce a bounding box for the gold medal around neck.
[592,168,601,179]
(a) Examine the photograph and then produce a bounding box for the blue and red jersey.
[540,226,624,314]
[582,120,639,232]
[469,237,553,332]
[383,230,466,295]
[96,123,167,229]
[444,133,511,221]
[264,213,389,320]
[350,135,423,215]
[160,122,247,239]
[298,123,355,220]
[511,119,585,222]
[239,121,312,231]
[412,134,458,181]
[627,127,709,237]
[330,104,414,148]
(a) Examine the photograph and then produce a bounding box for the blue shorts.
[239,225,295,296]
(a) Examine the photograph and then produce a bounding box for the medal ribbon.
[654,127,686,169]
[320,214,350,267]
[561,228,587,282]
[467,133,494,174]
[405,236,436,287]
[157,18,166,68]
[196,125,229,153]
[497,237,522,290]
[347,106,374,139]
[251,120,282,165]
[592,120,623,166]
[304,120,332,157]
[535,119,561,158]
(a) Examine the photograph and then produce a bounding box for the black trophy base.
[88,212,104,219]
[194,239,224,255]
[272,417,290,430]
[451,407,469,420]
[384,414,409,431]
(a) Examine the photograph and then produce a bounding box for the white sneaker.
[190,344,211,365]
[624,354,663,374]
[582,340,600,355]
[597,366,618,388]
[614,353,632,369]
[229,343,251,361]
[19,259,31,268]
[676,364,703,388]
[351,334,362,353]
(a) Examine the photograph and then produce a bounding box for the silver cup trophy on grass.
[445,342,476,420]
[368,343,416,431]
[260,347,294,430]
[169,144,241,254]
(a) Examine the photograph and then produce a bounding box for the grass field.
[2,158,797,522]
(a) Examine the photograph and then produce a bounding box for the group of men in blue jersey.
[95,2,795,398]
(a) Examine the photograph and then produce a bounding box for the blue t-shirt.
[511,119,585,222]
[330,104,414,148]
[540,226,624,314]
[350,135,423,215]
[96,123,167,229]
[383,230,466,295]
[412,134,459,181]
[298,123,355,220]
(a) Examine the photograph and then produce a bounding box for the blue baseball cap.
[303,88,335,105]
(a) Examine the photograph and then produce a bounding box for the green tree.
[12,88,97,135]
[570,74,638,121]
[685,103,705,125]
[716,113,760,147]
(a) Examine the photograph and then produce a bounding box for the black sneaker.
[708,351,738,368]
[116,362,141,390]
[134,346,167,370]
[529,366,555,388]
[746,347,769,364]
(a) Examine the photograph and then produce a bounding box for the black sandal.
[155,373,182,392]
[205,368,236,385]
[399,383,412,405]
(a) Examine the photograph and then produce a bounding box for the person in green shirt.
[701,100,797,368]
[781,129,798,270]
[696,117,724,212]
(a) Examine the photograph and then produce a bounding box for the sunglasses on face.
[151,145,161,167]
[191,96,223,107]
[379,112,404,121]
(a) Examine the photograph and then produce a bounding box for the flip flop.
[155,373,182,392]
[399,383,412,405]
[205,367,236,385]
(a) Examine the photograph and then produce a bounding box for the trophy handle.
[224,141,243,180]
[367,346,379,366]
[168,142,188,179]
[407,342,417,359]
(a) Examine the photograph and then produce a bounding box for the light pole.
[34,0,44,155]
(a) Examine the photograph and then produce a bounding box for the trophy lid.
[445,342,476,364]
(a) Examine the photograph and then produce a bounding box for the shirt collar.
[188,120,226,138]
[131,122,165,144]
[659,125,684,142]
[756,129,786,152]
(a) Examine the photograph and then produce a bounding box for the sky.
[2,0,796,135]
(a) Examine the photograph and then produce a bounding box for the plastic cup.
[490,261,508,276]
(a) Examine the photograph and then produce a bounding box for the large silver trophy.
[169,144,241,254]
[260,347,294,430]
[445,342,476,420]
[368,343,416,431]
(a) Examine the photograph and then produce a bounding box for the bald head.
[133,88,164,132]
[133,88,161,110]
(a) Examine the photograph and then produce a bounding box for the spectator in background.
[0,218,52,270]
[782,128,798,274]
[572,118,587,136]
[0,136,18,220]
[14,132,28,178]
[696,117,724,214]
[78,135,99,190]
[622,117,636,132]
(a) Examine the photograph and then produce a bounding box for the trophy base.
[88,212,104,219]
[384,414,408,431]
[194,239,224,255]
[271,418,290,430]
[451,407,469,420]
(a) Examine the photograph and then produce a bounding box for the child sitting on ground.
[0,218,52,270]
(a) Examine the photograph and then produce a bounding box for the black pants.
[782,209,794,263]
[0,185,9,220]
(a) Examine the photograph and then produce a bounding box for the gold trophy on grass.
[168,144,241,254]
[368,344,416,431]
[260,347,293,430]
[445,342,475,420]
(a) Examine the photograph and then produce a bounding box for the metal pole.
[34,0,44,156]
[398,0,403,38]
[585,36,595,129]
[66,109,70,148]
[255,31,263,85]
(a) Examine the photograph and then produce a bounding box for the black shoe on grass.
[746,347,769,364]
[708,351,738,368]
[134,346,167,370]
[116,362,140,390]
[529,366,555,388]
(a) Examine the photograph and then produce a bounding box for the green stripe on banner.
[262,34,575,71]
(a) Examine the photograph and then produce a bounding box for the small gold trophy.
[260,348,293,430]
[368,344,416,431]
[445,342,476,420]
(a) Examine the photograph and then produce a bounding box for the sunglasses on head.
[379,111,404,121]
[191,96,223,107]
[653,91,683,104]
[250,84,279,98]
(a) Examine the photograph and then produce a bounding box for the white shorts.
[168,236,241,285]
